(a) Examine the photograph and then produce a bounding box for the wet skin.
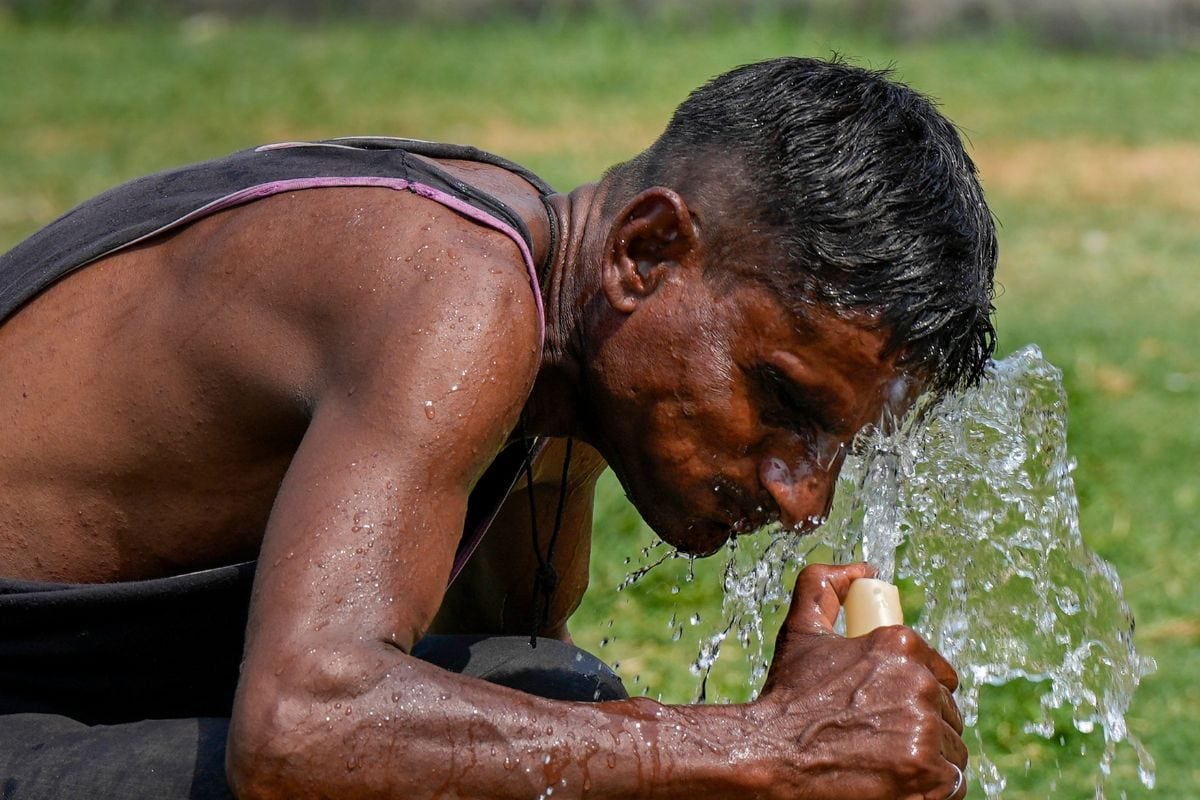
[0,155,967,799]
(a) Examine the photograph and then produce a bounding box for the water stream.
[614,345,1155,797]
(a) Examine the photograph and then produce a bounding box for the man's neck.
[522,182,609,439]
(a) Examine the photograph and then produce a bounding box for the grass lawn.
[2,10,1196,797]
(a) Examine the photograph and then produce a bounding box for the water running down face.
[591,278,917,557]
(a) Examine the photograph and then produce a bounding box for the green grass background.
[1,9,1196,797]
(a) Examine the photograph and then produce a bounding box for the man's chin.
[654,519,732,558]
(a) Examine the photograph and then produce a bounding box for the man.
[0,57,994,799]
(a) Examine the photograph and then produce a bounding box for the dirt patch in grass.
[974,140,1200,215]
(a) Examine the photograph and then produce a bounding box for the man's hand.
[752,563,968,799]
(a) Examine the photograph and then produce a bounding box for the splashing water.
[616,345,1155,797]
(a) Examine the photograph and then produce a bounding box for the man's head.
[581,57,997,553]
[602,55,997,395]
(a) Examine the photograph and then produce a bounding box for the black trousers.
[0,636,626,800]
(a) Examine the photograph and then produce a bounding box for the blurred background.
[1,0,1197,796]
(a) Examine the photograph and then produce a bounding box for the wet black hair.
[608,56,998,394]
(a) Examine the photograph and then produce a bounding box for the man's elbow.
[226,687,315,800]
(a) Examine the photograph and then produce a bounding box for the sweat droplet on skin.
[424,400,435,419]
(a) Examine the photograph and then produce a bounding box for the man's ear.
[601,187,701,314]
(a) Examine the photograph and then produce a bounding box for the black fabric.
[0,637,625,800]
[0,716,233,800]
[412,635,629,703]
[0,562,256,725]
[0,136,555,325]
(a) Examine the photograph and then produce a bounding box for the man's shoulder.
[200,185,545,398]
[255,185,541,336]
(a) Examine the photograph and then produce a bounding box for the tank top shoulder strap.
[328,137,555,195]
[321,137,557,280]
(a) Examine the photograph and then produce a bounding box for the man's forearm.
[228,643,769,800]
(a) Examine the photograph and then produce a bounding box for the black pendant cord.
[517,415,574,648]
[539,435,573,627]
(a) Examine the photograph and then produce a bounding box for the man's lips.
[710,479,779,535]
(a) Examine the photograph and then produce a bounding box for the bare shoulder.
[168,185,545,408]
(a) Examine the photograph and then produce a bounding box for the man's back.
[0,146,552,584]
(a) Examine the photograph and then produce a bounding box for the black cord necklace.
[517,415,574,647]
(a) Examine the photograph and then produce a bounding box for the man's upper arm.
[240,209,542,669]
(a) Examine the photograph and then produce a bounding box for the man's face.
[588,274,912,555]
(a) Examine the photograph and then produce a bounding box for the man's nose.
[758,455,837,531]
